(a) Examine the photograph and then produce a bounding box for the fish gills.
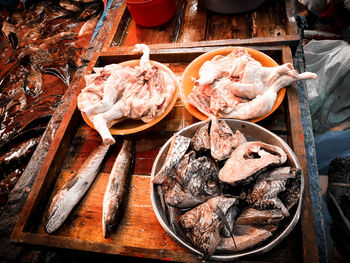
[102,139,134,238]
[178,196,237,254]
[45,143,110,234]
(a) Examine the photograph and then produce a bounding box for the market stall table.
[7,0,319,262]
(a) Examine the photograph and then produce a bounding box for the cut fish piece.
[178,196,237,255]
[217,225,272,252]
[247,167,301,216]
[164,156,221,208]
[210,116,247,161]
[218,141,287,186]
[236,208,285,226]
[152,134,191,184]
[190,120,211,152]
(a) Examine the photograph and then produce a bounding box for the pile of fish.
[0,0,103,210]
[77,44,177,145]
[45,139,134,239]
[152,117,301,256]
[188,47,317,120]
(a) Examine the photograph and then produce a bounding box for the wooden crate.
[11,45,318,263]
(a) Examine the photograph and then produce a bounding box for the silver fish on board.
[45,143,110,234]
[102,139,134,239]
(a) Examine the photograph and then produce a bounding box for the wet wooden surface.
[107,0,298,49]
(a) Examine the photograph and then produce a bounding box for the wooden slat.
[251,0,286,38]
[109,0,299,49]
[176,0,207,43]
[285,0,298,37]
[206,12,252,40]
[102,0,127,51]
[282,46,319,263]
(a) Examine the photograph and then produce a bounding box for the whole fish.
[102,139,134,239]
[45,143,110,234]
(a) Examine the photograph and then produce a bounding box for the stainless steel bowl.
[199,0,267,14]
[150,119,304,261]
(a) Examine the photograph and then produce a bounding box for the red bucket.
[125,0,176,27]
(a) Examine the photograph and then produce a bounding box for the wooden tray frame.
[11,45,318,263]
[102,0,299,51]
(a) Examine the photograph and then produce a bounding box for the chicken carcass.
[188,47,317,120]
[77,44,177,144]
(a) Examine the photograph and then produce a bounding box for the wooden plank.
[282,46,319,263]
[206,12,252,40]
[285,0,298,37]
[102,0,127,51]
[176,0,207,43]
[251,0,286,38]
[109,0,299,49]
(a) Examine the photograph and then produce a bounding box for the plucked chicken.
[77,44,177,144]
[188,47,317,120]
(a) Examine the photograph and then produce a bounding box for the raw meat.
[77,44,177,144]
[188,47,317,120]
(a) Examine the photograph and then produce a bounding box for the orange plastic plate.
[179,47,286,122]
[81,60,179,135]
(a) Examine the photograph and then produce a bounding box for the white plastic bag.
[304,39,350,133]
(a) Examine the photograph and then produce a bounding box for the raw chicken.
[77,44,177,144]
[188,47,317,120]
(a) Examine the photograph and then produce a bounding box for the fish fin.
[152,168,168,184]
[206,224,221,257]
[274,198,290,217]
[215,205,237,250]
